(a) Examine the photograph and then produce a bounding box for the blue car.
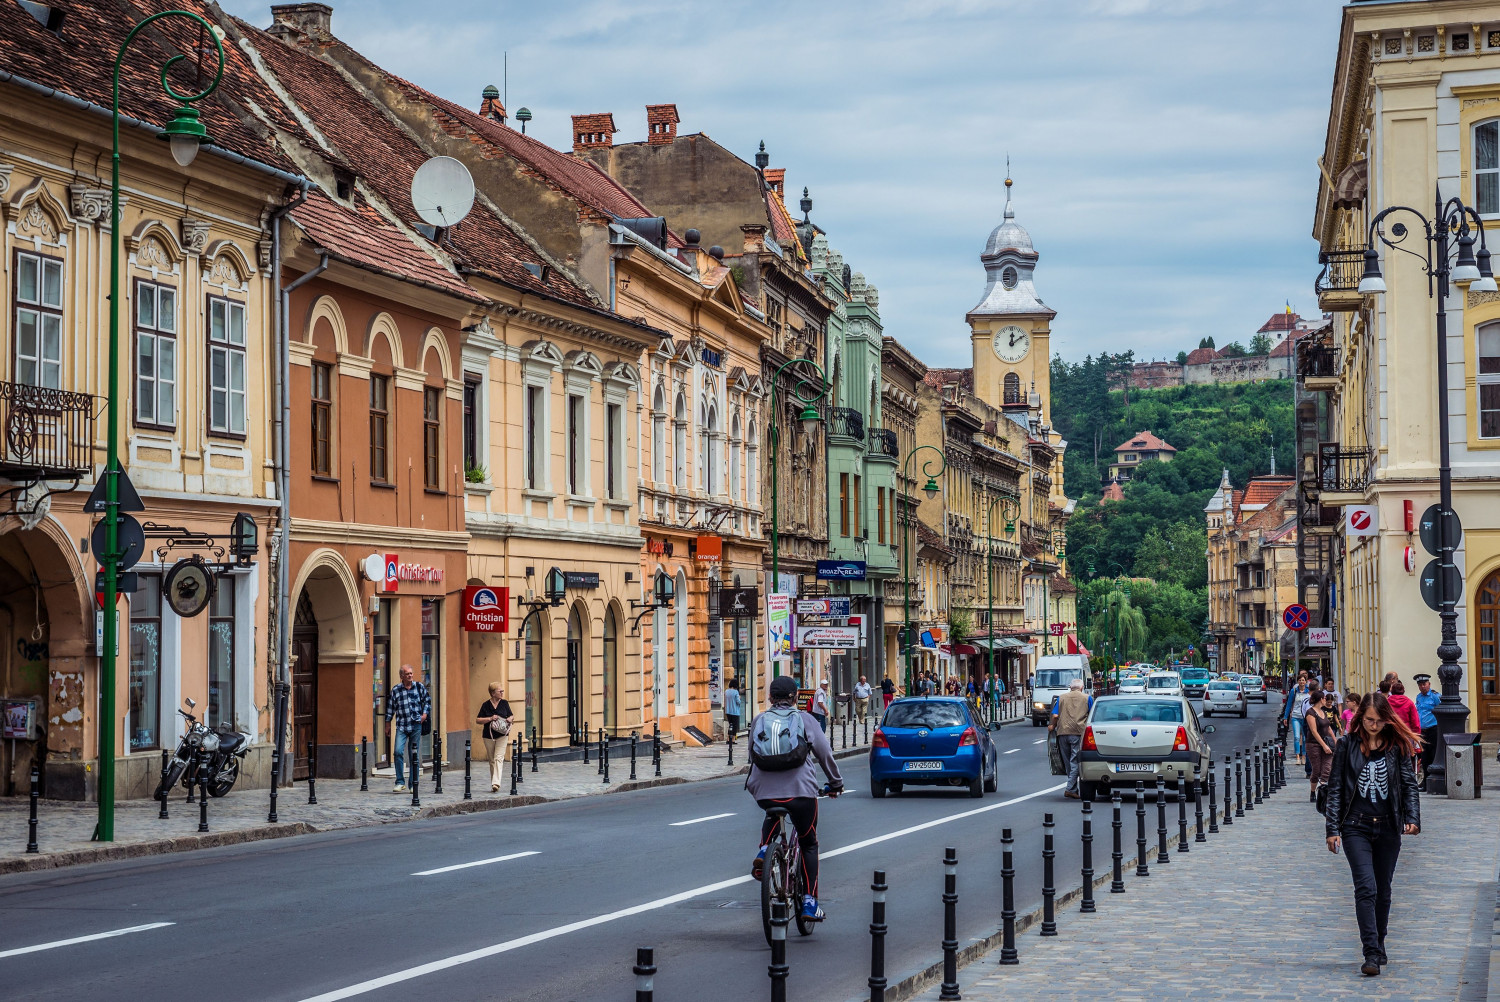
[869,696,999,798]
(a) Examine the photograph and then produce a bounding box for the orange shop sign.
[695,535,722,562]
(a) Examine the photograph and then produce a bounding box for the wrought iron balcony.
[1315,249,1365,311]
[0,381,97,482]
[1298,343,1340,383]
[1003,385,1026,407]
[868,427,898,458]
[1317,443,1372,495]
[828,406,865,442]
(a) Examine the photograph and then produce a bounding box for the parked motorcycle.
[154,698,251,800]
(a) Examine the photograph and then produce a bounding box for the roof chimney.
[763,168,785,203]
[268,2,332,39]
[645,104,679,145]
[571,113,617,153]
[479,84,507,126]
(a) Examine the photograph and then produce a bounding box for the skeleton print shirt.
[1351,744,1391,817]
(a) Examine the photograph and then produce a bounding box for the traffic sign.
[1420,559,1463,612]
[90,513,146,571]
[1283,604,1310,631]
[1418,505,1463,557]
[83,463,145,514]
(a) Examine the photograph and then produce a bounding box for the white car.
[1117,675,1148,695]
[1202,679,1247,717]
[1144,671,1182,698]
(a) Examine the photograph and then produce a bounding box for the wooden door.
[567,638,582,743]
[292,633,318,780]
[1476,573,1500,728]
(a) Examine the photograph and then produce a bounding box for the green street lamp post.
[984,494,1019,725]
[900,445,945,697]
[1043,528,1066,655]
[766,356,827,678]
[98,11,225,841]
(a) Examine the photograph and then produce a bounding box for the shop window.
[369,375,389,483]
[134,281,176,428]
[15,250,63,388]
[208,297,247,436]
[311,361,333,475]
[371,598,393,766]
[423,386,442,489]
[128,575,162,751]
[208,576,236,730]
[421,599,441,756]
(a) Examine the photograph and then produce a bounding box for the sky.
[221,0,1345,368]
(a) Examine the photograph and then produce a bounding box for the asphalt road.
[0,701,1283,1002]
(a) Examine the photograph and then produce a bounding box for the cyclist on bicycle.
[748,675,844,922]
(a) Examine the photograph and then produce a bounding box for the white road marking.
[668,812,736,827]
[1004,748,1019,754]
[0,922,175,959]
[298,783,1067,1001]
[412,851,539,876]
[1032,738,1046,745]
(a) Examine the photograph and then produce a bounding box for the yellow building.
[1203,474,1298,675]
[1310,0,1500,733]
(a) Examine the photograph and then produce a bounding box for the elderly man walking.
[385,663,429,794]
[1049,678,1093,800]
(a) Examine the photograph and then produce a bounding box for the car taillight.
[958,727,978,747]
[1082,725,1097,752]
[1173,726,1189,752]
[872,728,888,749]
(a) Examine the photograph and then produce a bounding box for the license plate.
[904,760,943,771]
[1114,763,1155,772]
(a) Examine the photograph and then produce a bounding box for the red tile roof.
[1101,481,1125,503]
[1184,347,1217,365]
[1268,330,1303,358]
[764,184,804,260]
[1114,430,1177,454]
[1258,311,1303,333]
[1241,476,1296,506]
[925,368,973,391]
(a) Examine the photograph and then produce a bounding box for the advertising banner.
[719,587,760,618]
[461,585,510,633]
[796,597,852,617]
[767,594,793,662]
[795,625,861,649]
[816,560,867,581]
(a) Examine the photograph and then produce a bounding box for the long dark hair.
[1354,691,1420,753]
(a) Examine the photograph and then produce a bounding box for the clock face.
[993,325,1030,363]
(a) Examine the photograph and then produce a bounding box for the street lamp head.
[797,403,821,435]
[1475,246,1499,292]
[1357,247,1386,294]
[922,477,940,499]
[1453,231,1482,283]
[161,105,210,167]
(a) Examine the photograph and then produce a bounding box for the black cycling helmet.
[768,676,798,700]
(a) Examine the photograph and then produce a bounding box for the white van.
[1145,671,1183,698]
[1030,653,1092,726]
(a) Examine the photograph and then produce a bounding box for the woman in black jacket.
[1325,691,1421,977]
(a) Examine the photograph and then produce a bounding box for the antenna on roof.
[504,51,507,110]
[411,156,476,229]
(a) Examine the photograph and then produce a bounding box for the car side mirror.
[1203,724,1216,734]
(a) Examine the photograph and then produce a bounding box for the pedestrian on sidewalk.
[1380,674,1423,742]
[1342,691,1360,731]
[1413,674,1440,784]
[724,679,743,740]
[853,676,871,722]
[1284,672,1311,764]
[476,683,513,793]
[385,664,430,793]
[1325,691,1422,977]
[1305,687,1339,800]
[881,675,895,710]
[811,679,830,734]
[1049,679,1092,800]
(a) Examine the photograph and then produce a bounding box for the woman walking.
[475,682,513,793]
[1325,692,1421,977]
[1305,688,1339,800]
[1284,674,1310,764]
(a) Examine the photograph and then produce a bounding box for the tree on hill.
[1218,341,1248,358]
[1175,350,1189,365]
[1198,336,1215,349]
[1249,333,1273,355]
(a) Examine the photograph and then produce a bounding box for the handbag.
[491,717,512,738]
[1315,782,1329,815]
[421,717,432,736]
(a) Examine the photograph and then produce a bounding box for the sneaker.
[800,895,824,922]
[394,783,406,793]
[751,846,767,881]
[1361,959,1380,977]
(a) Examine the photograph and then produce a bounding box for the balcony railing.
[0,381,97,481]
[1003,386,1026,406]
[828,406,865,441]
[868,427,898,458]
[1298,344,1340,380]
[1318,443,1372,494]
[1315,249,1363,295]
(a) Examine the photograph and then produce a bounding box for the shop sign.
[695,535,722,562]
[767,594,793,662]
[462,585,510,633]
[701,347,723,368]
[719,587,760,618]
[796,625,861,649]
[1306,627,1334,647]
[646,538,675,558]
[816,560,866,581]
[564,571,600,589]
[797,597,851,617]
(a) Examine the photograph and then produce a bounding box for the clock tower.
[968,178,1056,413]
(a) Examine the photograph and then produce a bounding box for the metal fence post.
[1194,776,1206,843]
[26,763,39,853]
[869,869,888,1002]
[1175,772,1189,853]
[1134,781,1149,876]
[1080,797,1096,913]
[940,847,961,998]
[463,738,472,801]
[768,898,790,1002]
[157,750,170,819]
[633,946,656,1002]
[1040,814,1057,935]
[308,741,318,805]
[1110,791,1124,893]
[1154,777,1170,865]
[360,735,369,792]
[999,827,1018,964]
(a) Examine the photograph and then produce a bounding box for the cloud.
[221,0,1341,367]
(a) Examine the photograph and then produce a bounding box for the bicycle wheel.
[793,849,814,936]
[760,835,788,947]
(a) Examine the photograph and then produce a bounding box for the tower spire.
[1004,156,1014,220]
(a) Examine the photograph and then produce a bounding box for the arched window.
[729,414,741,501]
[1480,322,1500,438]
[1479,120,1500,216]
[674,569,689,712]
[706,402,719,495]
[602,605,618,733]
[652,384,666,482]
[1003,371,1021,405]
[747,420,759,506]
[674,392,687,487]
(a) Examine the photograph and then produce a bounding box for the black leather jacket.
[1323,735,1420,838]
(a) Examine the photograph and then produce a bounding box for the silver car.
[1237,674,1268,702]
[1076,694,1213,801]
[1202,679,1247,717]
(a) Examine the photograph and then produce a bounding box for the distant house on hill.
[1108,430,1177,482]
[1114,311,1331,390]
[1100,480,1125,503]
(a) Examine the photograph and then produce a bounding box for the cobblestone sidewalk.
[0,736,828,870]
[912,776,1500,1001]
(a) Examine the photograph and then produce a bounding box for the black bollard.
[1134,781,1149,876]
[631,731,639,781]
[598,728,605,776]
[1040,814,1057,935]
[583,722,590,764]
[1208,769,1220,833]
[360,735,369,792]
[1080,797,1096,913]
[1222,758,1233,825]
[434,735,443,795]
[1242,749,1253,812]
[266,740,277,822]
[308,741,318,805]
[1279,741,1287,789]
[531,726,539,773]
[864,715,869,745]
[158,750,170,819]
[463,738,472,800]
[1176,772,1189,853]
[940,847,960,998]
[869,869,888,1002]
[1194,777,1206,843]
[1234,752,1244,818]
[633,946,656,1002]
[727,727,734,767]
[1251,744,1261,803]
[1110,792,1125,893]
[999,827,1018,964]
[410,743,421,808]
[841,717,848,751]
[510,737,519,797]
[654,724,662,778]
[26,763,39,853]
[1154,777,1170,865]
[602,734,610,785]
[198,768,210,833]
[768,898,790,1002]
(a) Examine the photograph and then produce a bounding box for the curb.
[0,821,318,874]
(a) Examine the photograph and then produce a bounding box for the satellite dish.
[411,156,475,228]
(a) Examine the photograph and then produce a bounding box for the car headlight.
[1033,702,1046,710]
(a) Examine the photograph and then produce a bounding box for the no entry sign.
[1283,604,1310,631]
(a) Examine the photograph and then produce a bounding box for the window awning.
[968,636,1030,651]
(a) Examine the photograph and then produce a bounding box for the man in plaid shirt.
[385,664,430,792]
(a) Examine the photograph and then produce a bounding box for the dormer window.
[1001,266,1018,290]
[333,168,356,202]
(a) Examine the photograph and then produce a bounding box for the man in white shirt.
[811,679,830,733]
[853,676,872,722]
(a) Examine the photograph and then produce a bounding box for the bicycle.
[758,785,830,946]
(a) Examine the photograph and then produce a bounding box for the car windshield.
[1241,677,1262,686]
[1181,670,1210,680]
[1035,669,1081,688]
[1094,700,1185,723]
[1146,676,1179,689]
[1208,681,1241,690]
[884,702,968,729]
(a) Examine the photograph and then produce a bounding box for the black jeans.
[1420,726,1439,777]
[758,797,820,896]
[1341,812,1402,960]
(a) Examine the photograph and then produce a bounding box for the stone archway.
[290,550,364,778]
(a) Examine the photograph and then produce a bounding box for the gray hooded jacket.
[745,706,844,800]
